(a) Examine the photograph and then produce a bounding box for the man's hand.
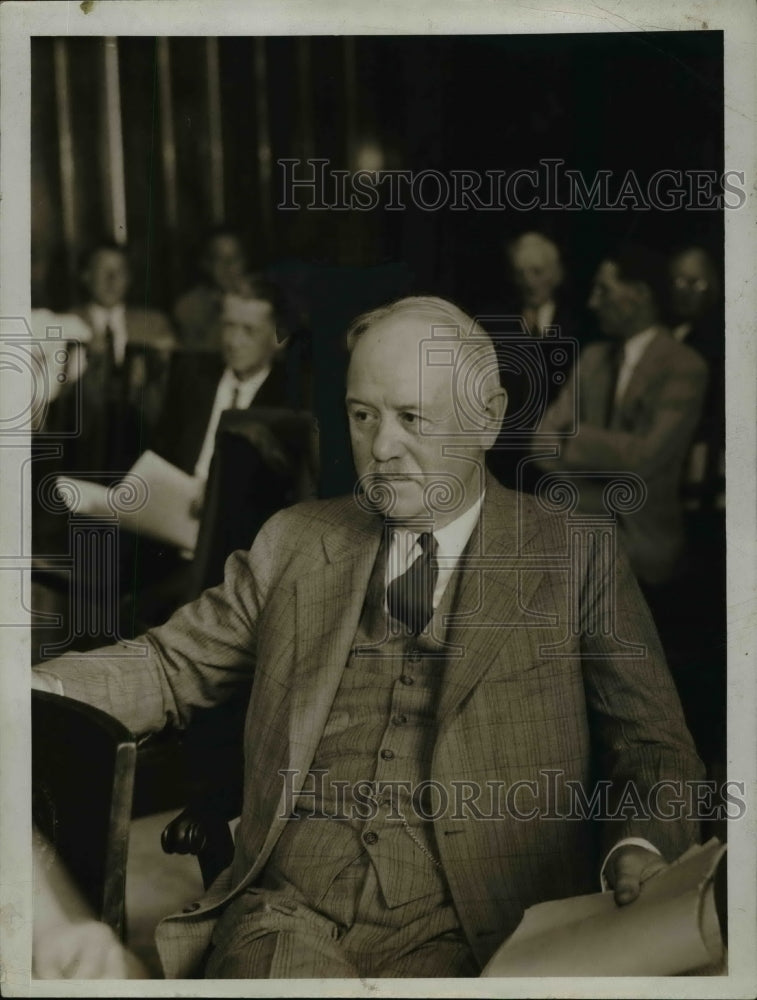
[604,844,667,906]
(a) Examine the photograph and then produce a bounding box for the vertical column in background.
[253,37,272,248]
[157,37,180,291]
[206,37,225,226]
[102,36,127,245]
[296,36,314,163]
[52,39,77,301]
[343,36,358,169]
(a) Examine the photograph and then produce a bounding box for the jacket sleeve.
[577,531,706,863]
[552,352,708,477]
[31,512,283,737]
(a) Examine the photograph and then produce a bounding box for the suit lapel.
[286,512,382,796]
[579,343,617,427]
[251,363,286,408]
[437,482,545,726]
[185,363,225,471]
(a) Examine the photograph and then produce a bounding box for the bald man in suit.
[33,297,703,979]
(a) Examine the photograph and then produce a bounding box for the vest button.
[182,901,201,913]
[393,714,407,726]
[400,675,414,686]
[380,748,394,760]
[363,831,379,845]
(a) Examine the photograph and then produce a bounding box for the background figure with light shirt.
[507,232,568,341]
[484,231,578,494]
[131,280,301,631]
[532,244,708,592]
[33,296,703,980]
[70,240,176,475]
[154,278,294,495]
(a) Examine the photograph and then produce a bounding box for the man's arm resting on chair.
[29,512,283,734]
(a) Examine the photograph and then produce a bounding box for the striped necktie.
[387,532,439,635]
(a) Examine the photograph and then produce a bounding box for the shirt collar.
[622,325,658,367]
[536,299,556,330]
[221,365,272,390]
[89,302,125,330]
[389,491,484,566]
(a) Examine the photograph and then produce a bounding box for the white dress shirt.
[613,326,658,405]
[384,493,484,609]
[533,299,556,334]
[88,303,128,366]
[193,366,272,482]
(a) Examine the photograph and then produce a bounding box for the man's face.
[346,315,489,525]
[670,249,715,320]
[83,249,130,309]
[220,300,277,378]
[205,236,246,293]
[587,260,642,339]
[509,244,562,308]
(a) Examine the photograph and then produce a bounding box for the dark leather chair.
[191,406,319,595]
[32,690,137,939]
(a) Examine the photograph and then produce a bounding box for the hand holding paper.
[605,843,669,906]
[482,839,726,977]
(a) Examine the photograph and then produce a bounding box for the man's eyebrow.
[345,397,423,413]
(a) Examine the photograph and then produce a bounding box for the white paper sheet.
[481,839,726,977]
[55,450,201,553]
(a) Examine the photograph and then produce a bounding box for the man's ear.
[480,385,508,449]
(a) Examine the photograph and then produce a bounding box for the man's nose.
[371,417,403,463]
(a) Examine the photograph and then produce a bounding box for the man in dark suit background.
[33,296,704,979]
[69,240,176,475]
[132,278,308,630]
[154,276,301,485]
[485,232,579,493]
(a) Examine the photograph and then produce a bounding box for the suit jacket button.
[182,901,201,913]
[400,675,414,686]
[363,831,379,845]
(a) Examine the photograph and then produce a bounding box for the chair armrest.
[161,807,236,890]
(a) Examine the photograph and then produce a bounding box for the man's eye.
[400,412,419,426]
[351,409,372,423]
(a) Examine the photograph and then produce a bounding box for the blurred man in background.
[485,231,577,492]
[533,245,708,590]
[71,241,176,474]
[172,227,250,352]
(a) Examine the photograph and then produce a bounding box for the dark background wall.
[32,32,724,314]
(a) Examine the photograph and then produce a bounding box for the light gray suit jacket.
[36,478,703,976]
[533,328,708,585]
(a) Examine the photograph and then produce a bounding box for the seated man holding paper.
[115,280,306,630]
[33,297,705,979]
[153,278,296,504]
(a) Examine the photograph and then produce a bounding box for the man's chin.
[362,475,427,518]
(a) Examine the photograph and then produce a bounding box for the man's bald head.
[506,232,564,308]
[345,297,507,524]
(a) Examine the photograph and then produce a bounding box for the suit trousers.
[204,854,478,979]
